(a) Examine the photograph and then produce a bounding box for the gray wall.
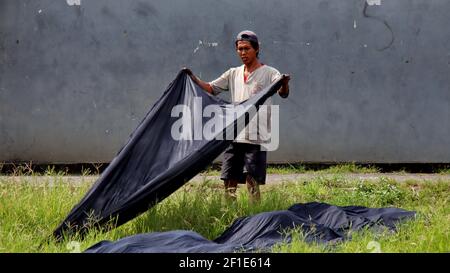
[1,0,449,163]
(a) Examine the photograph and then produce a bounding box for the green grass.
[200,163,380,175]
[266,164,308,174]
[0,174,448,253]
[315,163,380,174]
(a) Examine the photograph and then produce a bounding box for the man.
[184,30,290,202]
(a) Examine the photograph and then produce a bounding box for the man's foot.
[224,180,238,202]
[224,187,237,202]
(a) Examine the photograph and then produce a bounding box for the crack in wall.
[362,1,395,51]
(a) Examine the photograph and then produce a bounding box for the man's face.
[236,41,258,65]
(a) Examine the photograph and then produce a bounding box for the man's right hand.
[182,67,214,95]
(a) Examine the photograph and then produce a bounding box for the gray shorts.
[220,142,267,185]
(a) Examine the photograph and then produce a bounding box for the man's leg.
[224,179,239,201]
[220,143,245,201]
[246,175,261,202]
[243,144,267,203]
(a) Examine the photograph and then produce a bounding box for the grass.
[200,163,381,175]
[0,172,448,253]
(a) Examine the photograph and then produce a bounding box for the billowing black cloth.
[53,70,285,239]
[84,202,416,253]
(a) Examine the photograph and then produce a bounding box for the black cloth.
[220,143,267,184]
[53,70,285,239]
[84,202,416,253]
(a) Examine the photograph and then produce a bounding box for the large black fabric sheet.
[84,202,416,253]
[53,70,284,239]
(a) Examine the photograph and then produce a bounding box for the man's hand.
[182,67,193,77]
[282,74,291,85]
[182,67,214,94]
[278,74,290,98]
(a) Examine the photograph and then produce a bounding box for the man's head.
[235,30,259,65]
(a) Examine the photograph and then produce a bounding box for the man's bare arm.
[182,68,214,94]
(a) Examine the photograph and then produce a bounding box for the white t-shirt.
[209,64,281,144]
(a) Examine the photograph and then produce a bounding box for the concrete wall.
[1,0,449,163]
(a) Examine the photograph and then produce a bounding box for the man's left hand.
[282,74,291,85]
[278,74,291,98]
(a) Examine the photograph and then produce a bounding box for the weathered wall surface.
[1,0,449,163]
